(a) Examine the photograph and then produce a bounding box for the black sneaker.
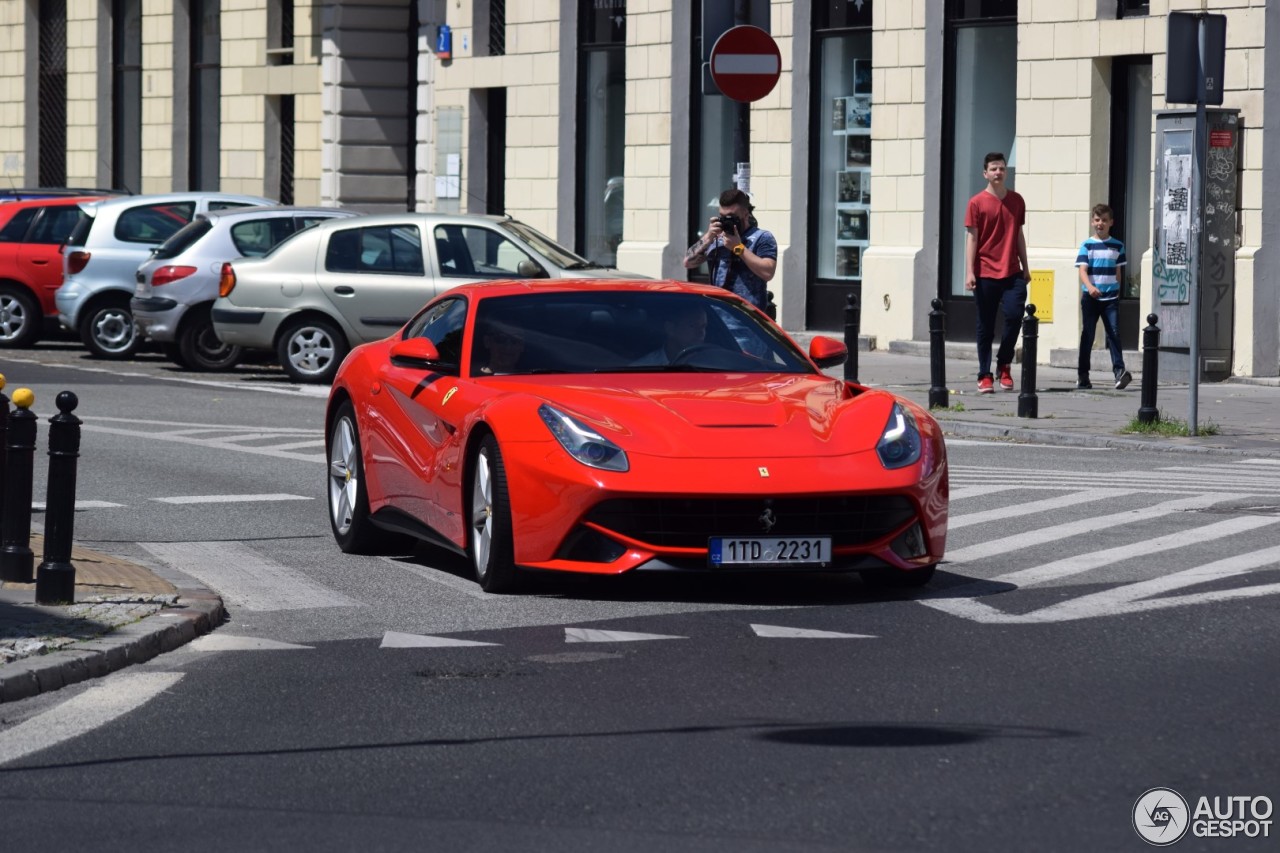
[1115,371,1132,390]
[1076,379,1093,390]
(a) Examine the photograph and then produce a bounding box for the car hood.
[489,374,899,459]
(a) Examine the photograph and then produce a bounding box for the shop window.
[1109,58,1153,300]
[38,0,68,187]
[577,0,626,267]
[190,0,221,190]
[1117,1,1150,18]
[689,3,736,281]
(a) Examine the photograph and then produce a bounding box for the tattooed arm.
[683,218,723,269]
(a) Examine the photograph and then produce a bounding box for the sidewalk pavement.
[3,344,1278,704]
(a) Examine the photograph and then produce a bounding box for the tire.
[861,564,936,590]
[79,296,139,359]
[178,307,243,371]
[0,284,42,348]
[470,434,520,593]
[327,401,380,554]
[277,317,348,384]
[162,342,189,369]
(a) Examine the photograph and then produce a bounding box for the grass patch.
[931,402,966,412]
[1122,410,1220,436]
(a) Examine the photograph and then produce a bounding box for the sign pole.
[733,0,751,192]
[1190,15,1207,436]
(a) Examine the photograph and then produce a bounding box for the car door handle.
[29,259,48,265]
[333,286,355,295]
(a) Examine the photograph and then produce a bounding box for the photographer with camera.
[683,188,777,311]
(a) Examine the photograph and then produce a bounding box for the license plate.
[708,536,832,567]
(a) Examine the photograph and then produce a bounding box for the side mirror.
[517,258,548,279]
[389,336,444,368]
[809,336,848,370]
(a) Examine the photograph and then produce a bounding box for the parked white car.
[132,206,356,370]
[57,192,275,358]
[212,212,647,383]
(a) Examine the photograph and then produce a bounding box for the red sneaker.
[977,376,995,394]
[998,364,1014,391]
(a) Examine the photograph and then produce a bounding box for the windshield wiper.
[595,364,721,373]
[563,261,604,270]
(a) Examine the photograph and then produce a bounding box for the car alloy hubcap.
[0,297,26,340]
[93,309,134,350]
[328,417,358,535]
[290,328,335,375]
[471,450,493,576]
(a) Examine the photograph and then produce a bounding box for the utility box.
[1151,108,1239,382]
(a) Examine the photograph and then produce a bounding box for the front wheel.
[470,435,520,593]
[278,317,348,384]
[0,284,41,348]
[328,401,379,554]
[80,296,139,359]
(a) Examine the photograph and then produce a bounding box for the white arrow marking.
[0,672,183,766]
[380,631,498,648]
[713,54,779,75]
[565,628,686,643]
[189,634,314,651]
[31,501,124,510]
[751,624,876,639]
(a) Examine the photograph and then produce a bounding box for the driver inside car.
[630,304,710,366]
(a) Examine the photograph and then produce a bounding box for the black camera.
[716,214,742,234]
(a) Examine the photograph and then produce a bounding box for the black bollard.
[843,292,860,383]
[1017,304,1039,419]
[36,392,82,605]
[1138,313,1161,425]
[765,289,778,321]
[928,297,949,408]
[0,388,37,583]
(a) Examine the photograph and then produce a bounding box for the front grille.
[587,496,917,549]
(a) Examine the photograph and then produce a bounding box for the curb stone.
[0,590,225,703]
[935,418,1280,458]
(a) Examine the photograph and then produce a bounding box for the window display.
[830,53,870,282]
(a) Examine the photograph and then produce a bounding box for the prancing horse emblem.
[758,507,777,533]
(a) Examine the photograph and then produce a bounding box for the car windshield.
[498,220,601,270]
[467,291,812,376]
[153,218,213,260]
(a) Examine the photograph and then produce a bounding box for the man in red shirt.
[965,152,1029,393]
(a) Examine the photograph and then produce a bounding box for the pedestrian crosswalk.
[82,416,326,463]
[128,459,1280,634]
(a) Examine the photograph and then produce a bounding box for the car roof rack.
[0,187,132,202]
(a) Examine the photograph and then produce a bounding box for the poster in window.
[845,135,871,167]
[860,170,871,205]
[836,245,861,279]
[854,59,872,95]
[836,170,861,204]
[838,209,868,242]
[848,96,871,130]
[832,97,847,132]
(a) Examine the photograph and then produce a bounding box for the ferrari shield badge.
[758,466,769,477]
[442,387,458,405]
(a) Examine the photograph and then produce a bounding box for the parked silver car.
[132,206,357,370]
[57,192,276,358]
[212,213,647,383]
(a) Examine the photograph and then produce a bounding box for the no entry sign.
[709,25,781,103]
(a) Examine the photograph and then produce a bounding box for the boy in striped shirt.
[1075,203,1132,390]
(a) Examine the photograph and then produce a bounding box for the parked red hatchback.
[0,195,108,347]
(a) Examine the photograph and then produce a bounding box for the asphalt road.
[1,344,1278,852]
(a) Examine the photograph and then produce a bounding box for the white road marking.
[945,493,1242,564]
[0,672,183,766]
[948,485,1024,501]
[82,422,325,464]
[31,500,124,510]
[949,488,1133,530]
[152,494,313,505]
[257,439,325,452]
[140,541,363,611]
[751,624,876,639]
[381,557,498,601]
[3,356,330,397]
[565,628,687,643]
[380,631,498,648]
[188,634,314,651]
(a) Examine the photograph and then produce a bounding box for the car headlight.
[876,403,922,469]
[538,404,629,472]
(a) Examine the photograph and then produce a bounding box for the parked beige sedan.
[212,212,647,383]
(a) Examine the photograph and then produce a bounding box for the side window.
[0,208,39,242]
[26,206,84,244]
[208,201,258,212]
[433,224,534,278]
[325,225,425,275]
[115,202,197,243]
[407,297,468,365]
[229,218,295,257]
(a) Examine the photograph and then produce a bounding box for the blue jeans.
[1079,295,1126,378]
[974,276,1027,379]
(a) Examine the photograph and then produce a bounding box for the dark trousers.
[1078,295,1126,378]
[974,276,1027,379]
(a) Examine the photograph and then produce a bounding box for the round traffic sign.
[709,25,781,103]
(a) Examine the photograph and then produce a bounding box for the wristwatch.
[732,244,746,257]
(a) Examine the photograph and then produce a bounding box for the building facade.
[2,0,1275,376]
